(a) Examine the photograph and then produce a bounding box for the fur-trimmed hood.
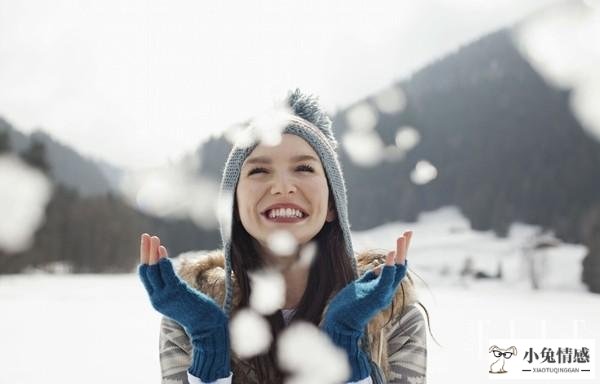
[174,248,418,380]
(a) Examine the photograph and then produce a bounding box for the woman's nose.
[270,174,297,195]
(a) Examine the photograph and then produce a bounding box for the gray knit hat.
[218,88,358,316]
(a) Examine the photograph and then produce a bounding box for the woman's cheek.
[250,183,266,199]
[308,179,330,201]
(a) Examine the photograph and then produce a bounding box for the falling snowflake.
[230,308,273,359]
[0,155,52,253]
[277,321,350,384]
[249,268,286,315]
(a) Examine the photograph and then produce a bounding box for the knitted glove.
[321,260,407,382]
[138,257,231,382]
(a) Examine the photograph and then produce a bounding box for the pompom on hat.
[217,88,358,316]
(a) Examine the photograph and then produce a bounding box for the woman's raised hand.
[375,230,412,276]
[138,233,227,331]
[138,233,231,382]
[321,231,412,382]
[323,230,412,333]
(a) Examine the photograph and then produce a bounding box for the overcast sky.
[0,0,559,171]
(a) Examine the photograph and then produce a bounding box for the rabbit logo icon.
[489,345,517,374]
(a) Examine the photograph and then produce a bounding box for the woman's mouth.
[261,208,309,224]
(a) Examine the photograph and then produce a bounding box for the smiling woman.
[138,89,428,384]
[236,135,336,248]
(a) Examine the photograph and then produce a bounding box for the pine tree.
[0,129,10,153]
[19,138,50,175]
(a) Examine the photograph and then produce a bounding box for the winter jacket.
[158,249,427,383]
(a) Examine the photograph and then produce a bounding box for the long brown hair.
[230,190,356,382]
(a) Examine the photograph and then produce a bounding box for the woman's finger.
[385,250,395,266]
[149,236,160,265]
[159,245,168,259]
[404,231,412,253]
[140,233,149,264]
[396,236,406,265]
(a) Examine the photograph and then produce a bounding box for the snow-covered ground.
[353,206,589,292]
[1,206,598,384]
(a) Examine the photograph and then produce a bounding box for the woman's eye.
[248,164,314,176]
[248,167,268,175]
[296,164,315,172]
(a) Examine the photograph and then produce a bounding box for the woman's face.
[236,134,336,251]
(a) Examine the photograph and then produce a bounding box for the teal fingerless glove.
[322,261,407,382]
[138,257,231,382]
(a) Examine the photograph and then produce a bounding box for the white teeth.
[267,208,304,219]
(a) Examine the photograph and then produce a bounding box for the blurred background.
[1,0,599,383]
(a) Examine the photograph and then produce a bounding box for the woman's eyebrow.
[244,154,318,165]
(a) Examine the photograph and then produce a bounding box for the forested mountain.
[339,29,600,241]
[1,119,115,197]
[197,29,600,292]
[0,123,220,274]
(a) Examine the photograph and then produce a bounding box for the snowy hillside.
[353,206,588,292]
[1,205,597,384]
